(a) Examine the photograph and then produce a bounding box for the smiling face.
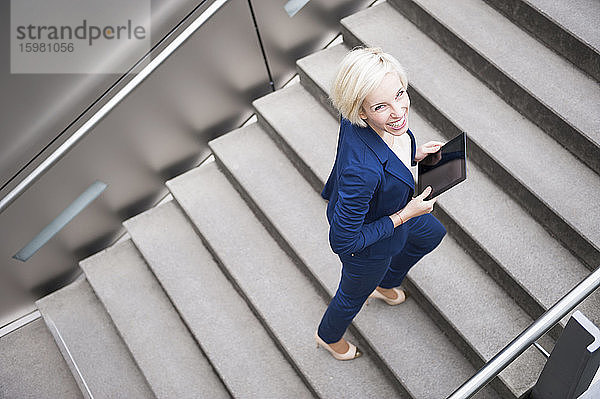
[358,72,410,138]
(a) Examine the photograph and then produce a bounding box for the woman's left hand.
[415,141,444,162]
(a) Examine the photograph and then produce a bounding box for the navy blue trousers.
[317,213,446,343]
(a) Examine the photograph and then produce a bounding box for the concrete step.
[254,81,600,338]
[309,4,600,272]
[388,0,600,177]
[123,199,314,399]
[484,0,600,80]
[167,161,406,399]
[406,238,546,398]
[294,48,600,332]
[207,122,502,398]
[36,278,155,399]
[0,318,82,399]
[253,86,340,195]
[209,119,542,396]
[410,115,600,333]
[79,240,230,399]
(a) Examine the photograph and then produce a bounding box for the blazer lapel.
[354,122,415,190]
[384,152,415,189]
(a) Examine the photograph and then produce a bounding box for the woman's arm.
[329,164,394,255]
[389,186,437,228]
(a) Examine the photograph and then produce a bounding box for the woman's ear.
[358,106,367,120]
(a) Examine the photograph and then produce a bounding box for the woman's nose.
[391,102,407,117]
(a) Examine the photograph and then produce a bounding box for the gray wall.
[0,0,372,323]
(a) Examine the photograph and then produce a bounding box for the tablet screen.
[417,132,467,200]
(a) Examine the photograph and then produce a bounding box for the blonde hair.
[330,47,408,127]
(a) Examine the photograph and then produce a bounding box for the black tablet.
[417,132,467,200]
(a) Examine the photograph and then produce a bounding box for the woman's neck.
[382,131,394,147]
[366,121,394,147]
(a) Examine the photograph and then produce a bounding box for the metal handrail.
[0,0,229,215]
[448,266,600,399]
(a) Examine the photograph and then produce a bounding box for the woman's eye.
[374,105,385,111]
[396,90,405,99]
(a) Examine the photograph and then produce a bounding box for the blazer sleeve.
[329,164,395,255]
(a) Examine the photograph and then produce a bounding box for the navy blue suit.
[317,116,446,344]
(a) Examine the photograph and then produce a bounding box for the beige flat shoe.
[315,331,362,361]
[366,287,407,306]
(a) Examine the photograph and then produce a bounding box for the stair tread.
[208,122,503,398]
[80,240,229,399]
[36,278,154,399]
[526,0,600,51]
[211,120,542,396]
[167,161,406,399]
[315,5,600,257]
[398,0,600,147]
[258,79,600,329]
[412,113,600,327]
[253,84,340,187]
[0,318,82,399]
[123,199,313,399]
[410,238,545,396]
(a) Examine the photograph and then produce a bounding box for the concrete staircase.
[5,1,599,398]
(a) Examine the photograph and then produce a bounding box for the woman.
[315,47,447,360]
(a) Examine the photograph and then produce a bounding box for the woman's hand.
[415,141,444,162]
[390,186,437,227]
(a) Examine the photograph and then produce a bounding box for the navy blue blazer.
[321,116,417,260]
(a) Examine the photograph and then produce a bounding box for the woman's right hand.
[390,186,437,227]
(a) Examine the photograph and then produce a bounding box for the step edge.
[123,200,314,399]
[79,238,228,399]
[166,165,324,399]
[386,0,600,175]
[35,278,157,399]
[208,131,498,398]
[298,36,600,271]
[482,0,600,80]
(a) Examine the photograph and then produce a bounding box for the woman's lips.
[387,115,407,131]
